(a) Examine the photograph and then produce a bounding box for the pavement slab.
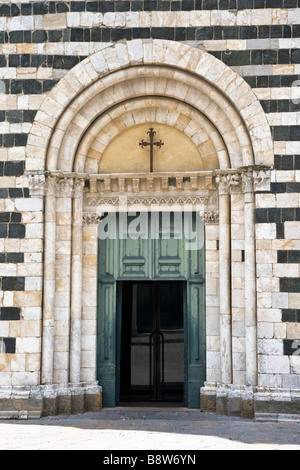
[0,408,299,451]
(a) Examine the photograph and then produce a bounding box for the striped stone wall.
[0,1,299,419]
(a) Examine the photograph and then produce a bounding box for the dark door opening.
[118,281,186,406]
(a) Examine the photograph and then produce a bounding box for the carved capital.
[216,174,242,195]
[83,212,103,225]
[29,174,87,198]
[45,176,57,197]
[253,169,271,192]
[242,171,254,193]
[28,173,46,197]
[73,178,85,197]
[58,177,74,198]
[202,211,219,224]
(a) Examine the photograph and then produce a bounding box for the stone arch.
[27,40,274,410]
[26,39,274,173]
[76,97,225,173]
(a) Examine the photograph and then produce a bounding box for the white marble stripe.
[274,141,300,154]
[0,9,300,31]
[1,39,300,56]
[253,87,300,100]
[267,113,300,126]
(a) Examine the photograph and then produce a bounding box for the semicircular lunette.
[75,97,227,174]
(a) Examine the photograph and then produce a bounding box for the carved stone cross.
[139,127,164,173]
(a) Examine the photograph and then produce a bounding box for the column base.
[254,387,300,422]
[0,382,102,420]
[201,383,300,422]
[201,382,254,419]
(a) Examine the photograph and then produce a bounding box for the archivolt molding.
[56,66,245,171]
[78,97,224,173]
[25,40,274,174]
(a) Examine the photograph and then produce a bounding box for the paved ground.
[0,408,300,450]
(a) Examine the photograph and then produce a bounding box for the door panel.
[120,214,150,279]
[187,281,206,408]
[97,278,117,408]
[155,213,184,279]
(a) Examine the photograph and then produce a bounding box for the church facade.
[0,1,300,421]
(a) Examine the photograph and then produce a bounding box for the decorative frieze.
[28,170,219,203]
[86,195,214,208]
[28,170,272,222]
[90,172,216,195]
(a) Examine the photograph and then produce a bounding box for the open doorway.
[117,281,186,406]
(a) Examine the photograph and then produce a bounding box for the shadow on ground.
[0,408,300,450]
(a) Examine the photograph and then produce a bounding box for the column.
[82,212,102,383]
[216,175,232,385]
[243,171,257,387]
[70,178,85,384]
[42,176,57,385]
[54,177,74,384]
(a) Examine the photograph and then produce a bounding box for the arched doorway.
[26,39,273,416]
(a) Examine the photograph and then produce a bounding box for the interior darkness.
[119,281,185,406]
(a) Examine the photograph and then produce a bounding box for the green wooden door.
[186,280,206,408]
[97,212,206,408]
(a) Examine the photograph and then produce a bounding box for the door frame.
[97,211,206,409]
